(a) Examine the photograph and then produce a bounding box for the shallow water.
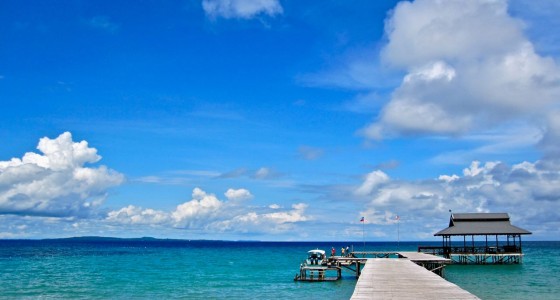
[0,240,557,299]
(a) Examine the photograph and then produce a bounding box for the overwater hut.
[422,213,531,264]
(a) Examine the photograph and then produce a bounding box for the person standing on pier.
[331,247,336,257]
[341,247,345,256]
[346,246,350,257]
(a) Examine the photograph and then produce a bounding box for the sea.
[0,239,558,299]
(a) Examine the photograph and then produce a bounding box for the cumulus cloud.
[356,159,560,237]
[363,0,560,139]
[202,0,283,19]
[172,188,224,225]
[106,205,168,225]
[0,132,124,217]
[106,187,310,235]
[211,202,309,233]
[224,188,253,201]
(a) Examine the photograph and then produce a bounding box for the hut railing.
[418,245,521,255]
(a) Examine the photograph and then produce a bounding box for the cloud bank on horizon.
[1,0,559,240]
[0,132,309,238]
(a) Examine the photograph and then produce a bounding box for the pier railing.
[418,245,521,256]
[418,246,524,264]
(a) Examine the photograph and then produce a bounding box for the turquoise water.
[0,240,558,299]
[446,241,560,300]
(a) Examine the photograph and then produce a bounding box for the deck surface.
[396,251,451,262]
[351,259,479,300]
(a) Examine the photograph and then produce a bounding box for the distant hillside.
[44,236,230,242]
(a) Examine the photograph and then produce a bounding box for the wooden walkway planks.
[397,251,451,262]
[351,259,479,300]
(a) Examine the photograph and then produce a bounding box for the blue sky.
[1,0,560,241]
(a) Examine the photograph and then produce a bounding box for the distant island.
[29,236,264,243]
[43,236,231,242]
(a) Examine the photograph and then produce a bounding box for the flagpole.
[362,218,365,252]
[397,218,400,250]
[396,215,400,251]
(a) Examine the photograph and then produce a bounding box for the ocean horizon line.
[1,236,557,243]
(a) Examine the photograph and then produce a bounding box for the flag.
[360,217,364,222]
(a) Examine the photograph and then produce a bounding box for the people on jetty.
[341,247,345,256]
[331,247,336,257]
[346,246,350,256]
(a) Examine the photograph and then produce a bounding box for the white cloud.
[172,188,224,224]
[381,0,525,68]
[132,170,220,185]
[105,187,311,235]
[211,202,309,233]
[202,0,283,19]
[224,188,253,201]
[269,202,308,223]
[364,0,560,139]
[403,61,456,83]
[106,205,168,225]
[0,132,124,217]
[438,174,459,183]
[253,167,277,179]
[254,167,269,179]
[354,170,389,196]
[356,158,560,238]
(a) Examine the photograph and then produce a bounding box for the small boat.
[306,249,326,266]
[294,249,342,281]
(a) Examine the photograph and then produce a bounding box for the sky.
[1,0,560,241]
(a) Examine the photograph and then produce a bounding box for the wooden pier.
[348,251,451,277]
[351,258,479,299]
[295,251,451,281]
[295,251,480,298]
[396,251,451,276]
[295,265,342,281]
